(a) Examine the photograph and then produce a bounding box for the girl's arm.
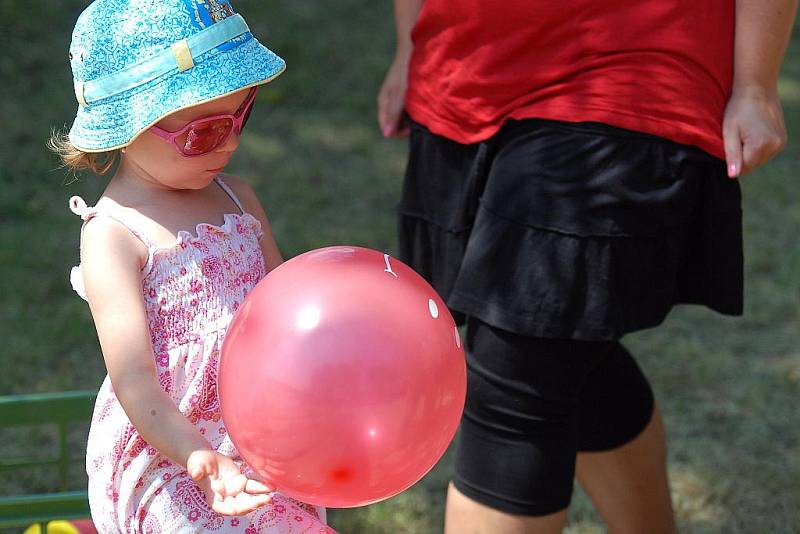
[377,0,424,138]
[80,216,271,515]
[723,0,798,177]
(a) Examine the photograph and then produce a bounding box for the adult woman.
[378,1,795,532]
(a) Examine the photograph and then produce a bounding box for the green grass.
[1,1,798,532]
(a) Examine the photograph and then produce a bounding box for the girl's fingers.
[244,478,273,494]
[213,492,272,516]
[211,478,227,498]
[220,474,272,496]
[188,464,203,480]
[223,473,248,496]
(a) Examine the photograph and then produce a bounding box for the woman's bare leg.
[575,405,676,534]
[444,482,567,534]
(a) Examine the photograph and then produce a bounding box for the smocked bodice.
[139,213,265,351]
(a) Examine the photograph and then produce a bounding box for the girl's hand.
[378,53,412,138]
[723,86,787,178]
[187,449,273,516]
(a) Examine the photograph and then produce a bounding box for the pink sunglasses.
[150,87,258,157]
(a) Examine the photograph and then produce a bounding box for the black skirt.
[398,119,743,341]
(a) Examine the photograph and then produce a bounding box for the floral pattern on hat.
[67,0,285,151]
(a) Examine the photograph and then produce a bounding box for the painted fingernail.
[728,163,738,178]
[383,126,393,138]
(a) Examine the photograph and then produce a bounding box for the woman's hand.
[377,53,412,138]
[187,449,273,516]
[378,0,424,138]
[723,86,787,178]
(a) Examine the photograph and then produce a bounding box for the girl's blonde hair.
[49,129,120,176]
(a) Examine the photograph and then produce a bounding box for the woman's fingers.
[378,86,404,137]
[723,89,787,178]
[722,120,743,178]
[377,57,410,138]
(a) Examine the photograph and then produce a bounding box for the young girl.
[53,1,337,531]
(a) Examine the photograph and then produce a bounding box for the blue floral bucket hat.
[68,0,285,152]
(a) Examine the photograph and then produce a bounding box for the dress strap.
[68,195,157,276]
[214,176,245,214]
[69,195,96,221]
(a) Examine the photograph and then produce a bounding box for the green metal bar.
[0,457,86,471]
[58,422,69,490]
[0,491,90,528]
[0,459,60,470]
[0,390,96,427]
[0,391,95,525]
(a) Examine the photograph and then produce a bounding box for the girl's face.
[121,88,253,190]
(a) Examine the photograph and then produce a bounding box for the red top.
[405,0,734,159]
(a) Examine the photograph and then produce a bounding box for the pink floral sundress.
[70,177,336,533]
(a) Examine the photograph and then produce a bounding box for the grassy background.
[1,1,798,532]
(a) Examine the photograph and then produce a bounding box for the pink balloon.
[219,246,466,508]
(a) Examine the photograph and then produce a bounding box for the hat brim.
[69,36,285,152]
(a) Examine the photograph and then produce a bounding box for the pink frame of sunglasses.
[149,87,258,157]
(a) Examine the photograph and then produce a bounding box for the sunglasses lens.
[182,118,232,156]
